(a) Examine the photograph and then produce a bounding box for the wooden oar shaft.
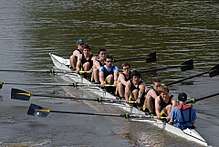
[167,71,208,86]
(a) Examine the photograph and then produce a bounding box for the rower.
[69,39,85,70]
[116,63,131,98]
[76,44,93,74]
[99,55,118,87]
[169,92,196,129]
[92,48,107,83]
[124,70,145,103]
[142,78,162,114]
[155,84,176,119]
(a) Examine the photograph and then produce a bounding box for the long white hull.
[49,53,208,146]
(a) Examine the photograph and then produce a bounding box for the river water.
[0,0,219,146]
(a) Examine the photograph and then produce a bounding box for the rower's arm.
[113,72,118,86]
[76,54,82,73]
[150,89,158,99]
[155,96,161,118]
[99,67,105,85]
[113,66,119,86]
[118,73,127,86]
[124,81,131,102]
[168,108,175,124]
[138,84,145,99]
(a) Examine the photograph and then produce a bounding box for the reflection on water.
[0,0,219,146]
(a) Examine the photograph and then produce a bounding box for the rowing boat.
[49,53,208,146]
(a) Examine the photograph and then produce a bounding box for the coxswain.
[124,70,145,103]
[169,92,196,129]
[92,48,107,83]
[99,55,118,86]
[76,44,93,74]
[116,63,131,98]
[69,39,85,70]
[155,84,176,119]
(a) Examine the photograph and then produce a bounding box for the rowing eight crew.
[69,39,196,130]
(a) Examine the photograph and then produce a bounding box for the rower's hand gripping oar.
[167,63,219,86]
[138,59,193,73]
[11,88,131,104]
[114,51,156,63]
[27,104,155,119]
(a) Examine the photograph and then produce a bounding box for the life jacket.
[172,104,196,129]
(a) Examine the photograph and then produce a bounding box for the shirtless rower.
[124,70,145,103]
[142,78,162,114]
[76,44,93,74]
[92,48,107,83]
[116,63,131,98]
[99,55,118,86]
[69,39,85,70]
[155,85,176,119]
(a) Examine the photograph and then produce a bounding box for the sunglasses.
[123,67,130,70]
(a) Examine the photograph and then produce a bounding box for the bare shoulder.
[126,80,132,87]
[91,55,97,61]
[78,54,83,59]
[155,95,161,102]
[73,49,80,56]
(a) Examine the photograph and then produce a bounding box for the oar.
[167,64,219,86]
[27,103,153,119]
[138,59,193,73]
[114,51,156,63]
[0,81,114,89]
[0,69,88,74]
[11,88,128,104]
[186,92,219,104]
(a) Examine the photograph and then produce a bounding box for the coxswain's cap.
[178,92,187,102]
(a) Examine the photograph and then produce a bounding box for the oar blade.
[181,59,194,71]
[209,64,219,77]
[27,104,43,116]
[11,88,31,101]
[146,51,156,63]
[146,51,156,62]
[0,81,3,89]
[27,104,49,117]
